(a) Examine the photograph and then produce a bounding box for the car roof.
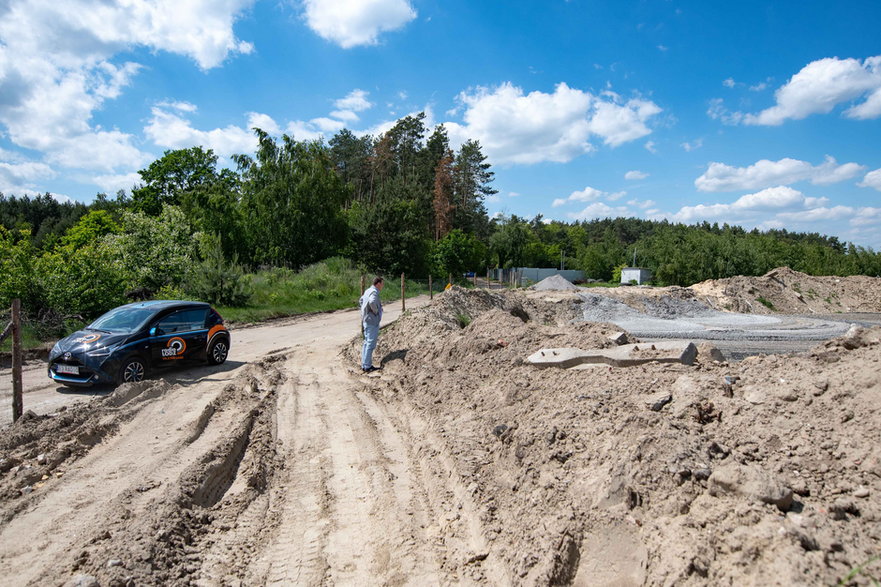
[117,300,211,312]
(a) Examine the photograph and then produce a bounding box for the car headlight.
[85,346,113,357]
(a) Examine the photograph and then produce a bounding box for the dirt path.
[1,296,508,586]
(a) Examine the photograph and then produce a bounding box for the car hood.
[54,330,130,356]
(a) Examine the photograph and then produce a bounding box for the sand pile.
[691,267,881,314]
[361,288,881,584]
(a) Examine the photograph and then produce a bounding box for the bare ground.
[1,276,880,585]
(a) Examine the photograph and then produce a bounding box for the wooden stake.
[429,275,433,300]
[401,273,405,312]
[11,299,23,422]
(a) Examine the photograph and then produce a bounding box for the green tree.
[103,205,197,292]
[432,229,486,278]
[131,147,224,216]
[236,130,349,267]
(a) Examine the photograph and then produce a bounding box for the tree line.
[2,112,880,322]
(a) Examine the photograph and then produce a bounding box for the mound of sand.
[530,274,580,291]
[691,267,881,314]
[359,288,881,584]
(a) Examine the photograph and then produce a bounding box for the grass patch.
[757,296,775,310]
[456,313,472,328]
[0,323,43,352]
[219,257,439,324]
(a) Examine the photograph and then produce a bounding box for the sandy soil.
[1,273,880,585]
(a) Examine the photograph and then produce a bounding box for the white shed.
[621,267,652,285]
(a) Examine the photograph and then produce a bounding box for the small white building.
[621,267,652,285]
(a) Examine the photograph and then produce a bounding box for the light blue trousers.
[361,322,379,369]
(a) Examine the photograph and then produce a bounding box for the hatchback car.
[48,300,230,387]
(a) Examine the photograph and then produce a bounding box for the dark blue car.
[48,300,230,387]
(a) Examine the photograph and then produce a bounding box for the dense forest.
[2,112,880,322]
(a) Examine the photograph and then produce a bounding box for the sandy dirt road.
[0,299,425,426]
[0,296,507,585]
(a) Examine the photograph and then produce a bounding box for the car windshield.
[88,306,158,333]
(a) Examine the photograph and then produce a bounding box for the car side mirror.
[150,327,159,336]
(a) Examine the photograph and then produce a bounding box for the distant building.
[621,267,652,285]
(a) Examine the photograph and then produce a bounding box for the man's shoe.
[362,365,380,373]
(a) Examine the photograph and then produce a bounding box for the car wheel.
[117,356,147,385]
[207,337,229,365]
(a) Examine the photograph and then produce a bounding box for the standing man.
[359,276,384,373]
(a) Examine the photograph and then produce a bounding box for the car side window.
[155,309,208,334]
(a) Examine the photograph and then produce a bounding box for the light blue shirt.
[359,285,383,326]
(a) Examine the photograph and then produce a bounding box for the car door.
[150,308,209,364]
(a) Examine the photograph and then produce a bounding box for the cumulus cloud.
[695,156,865,192]
[444,82,661,165]
[145,104,258,157]
[552,186,627,208]
[858,168,881,191]
[625,170,648,180]
[91,172,142,194]
[0,0,255,193]
[335,89,373,112]
[744,56,881,125]
[569,202,629,221]
[0,158,56,196]
[303,0,416,48]
[851,207,881,227]
[660,186,881,233]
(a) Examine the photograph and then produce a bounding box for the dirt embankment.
[691,267,881,314]
[355,287,881,584]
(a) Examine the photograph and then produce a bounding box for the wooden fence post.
[400,273,405,312]
[429,275,433,300]
[473,272,477,287]
[12,299,23,422]
[360,274,365,295]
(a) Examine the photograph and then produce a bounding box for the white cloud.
[0,158,56,196]
[145,104,258,157]
[625,170,648,180]
[569,202,629,221]
[303,0,417,48]
[248,112,283,135]
[681,138,703,152]
[723,78,736,88]
[0,0,255,182]
[330,110,360,123]
[334,89,373,112]
[744,56,881,125]
[90,172,141,194]
[673,186,822,222]
[776,206,855,222]
[553,186,626,208]
[858,168,881,191]
[444,82,661,165]
[695,156,865,192]
[851,207,881,227]
[707,98,744,125]
[644,140,657,153]
[628,199,656,209]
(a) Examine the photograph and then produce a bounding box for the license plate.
[56,364,79,375]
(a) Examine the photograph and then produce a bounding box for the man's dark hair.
[373,276,384,286]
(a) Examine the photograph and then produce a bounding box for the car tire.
[117,356,147,385]
[207,337,229,365]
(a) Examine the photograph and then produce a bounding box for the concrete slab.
[527,340,698,369]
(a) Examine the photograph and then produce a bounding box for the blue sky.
[2,0,881,247]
